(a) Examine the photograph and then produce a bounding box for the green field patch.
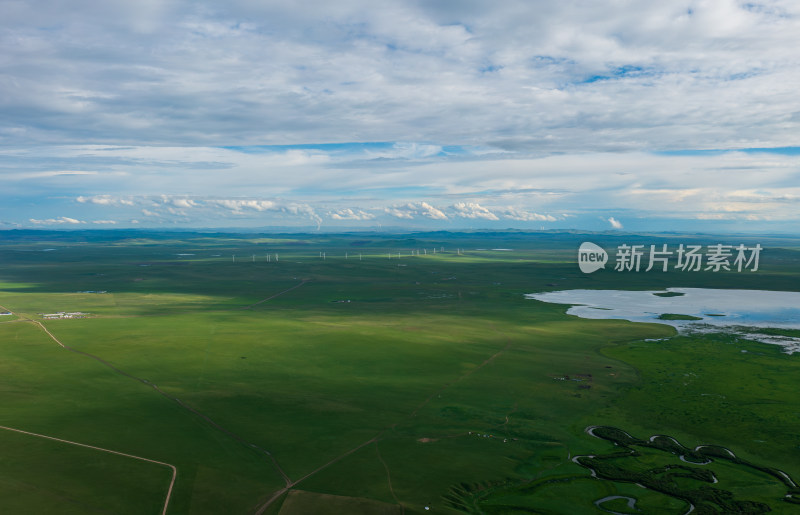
[0,426,172,515]
[0,321,285,515]
[278,489,401,515]
[0,290,231,318]
[754,327,800,338]
[446,475,686,514]
[290,441,398,505]
[601,332,800,478]
[44,309,532,480]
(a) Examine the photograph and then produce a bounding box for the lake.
[526,288,800,353]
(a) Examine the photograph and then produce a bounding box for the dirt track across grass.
[0,424,177,515]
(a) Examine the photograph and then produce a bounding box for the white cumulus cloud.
[77,195,135,206]
[29,216,84,224]
[385,206,415,219]
[208,199,278,213]
[330,208,375,221]
[503,207,557,222]
[419,202,448,220]
[384,202,448,220]
[452,202,499,221]
[167,197,197,209]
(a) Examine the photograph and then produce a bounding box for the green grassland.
[0,424,173,515]
[1,230,799,514]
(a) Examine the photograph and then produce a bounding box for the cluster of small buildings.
[41,312,88,320]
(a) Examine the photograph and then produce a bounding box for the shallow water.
[526,288,800,353]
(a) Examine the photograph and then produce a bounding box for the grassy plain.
[0,230,799,513]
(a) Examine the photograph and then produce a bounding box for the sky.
[2,0,800,232]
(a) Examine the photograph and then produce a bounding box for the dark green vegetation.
[0,424,172,515]
[1,230,799,514]
[574,426,799,513]
[277,490,401,515]
[657,314,704,321]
